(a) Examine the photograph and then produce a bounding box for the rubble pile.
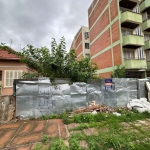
[73,101,115,114]
[72,101,131,115]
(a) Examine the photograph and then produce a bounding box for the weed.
[69,137,80,150]
[29,117,35,120]
[48,138,69,150]
[41,135,50,144]
[104,134,124,150]
[40,114,60,120]
[32,143,42,150]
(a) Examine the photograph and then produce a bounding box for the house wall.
[0,60,35,96]
[88,0,123,78]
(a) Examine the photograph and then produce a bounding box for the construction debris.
[72,101,131,116]
[127,98,150,113]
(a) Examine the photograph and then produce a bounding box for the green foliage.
[69,137,80,150]
[33,143,42,150]
[41,135,50,144]
[48,138,69,150]
[22,72,39,79]
[0,38,98,82]
[111,65,125,78]
[69,56,98,82]
[40,114,60,120]
[63,110,150,125]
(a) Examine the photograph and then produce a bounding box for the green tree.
[111,65,125,78]
[0,37,98,82]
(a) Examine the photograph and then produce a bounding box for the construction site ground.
[1,117,150,150]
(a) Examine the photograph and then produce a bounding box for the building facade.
[71,26,90,60]
[88,0,150,78]
[0,48,35,96]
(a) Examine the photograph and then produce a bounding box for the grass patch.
[38,110,150,150]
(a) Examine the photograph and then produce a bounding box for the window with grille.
[85,43,90,49]
[85,32,89,38]
[4,70,22,87]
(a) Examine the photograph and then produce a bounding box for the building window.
[85,43,90,49]
[85,32,89,38]
[4,70,22,87]
[0,71,2,81]
[124,51,134,59]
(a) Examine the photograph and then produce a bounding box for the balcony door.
[124,51,134,59]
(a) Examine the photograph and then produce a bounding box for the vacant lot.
[1,110,150,150]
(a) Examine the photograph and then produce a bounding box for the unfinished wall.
[0,95,15,124]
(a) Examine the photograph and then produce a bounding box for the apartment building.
[88,0,150,78]
[71,26,90,60]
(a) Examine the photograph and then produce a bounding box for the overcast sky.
[0,0,93,52]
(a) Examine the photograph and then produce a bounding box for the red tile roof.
[0,48,20,60]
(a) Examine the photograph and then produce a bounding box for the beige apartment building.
[71,26,90,60]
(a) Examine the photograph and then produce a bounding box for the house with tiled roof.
[0,48,35,95]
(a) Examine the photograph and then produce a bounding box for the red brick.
[10,133,43,146]
[110,0,118,21]
[34,121,45,132]
[17,122,34,136]
[75,30,82,48]
[89,0,108,28]
[0,130,16,149]
[92,50,112,69]
[112,20,120,43]
[0,123,21,130]
[113,44,122,66]
[100,72,112,78]
[90,9,109,42]
[16,145,31,150]
[91,29,111,56]
[67,123,79,130]
[77,54,83,61]
[45,123,59,137]
[76,44,82,56]
[88,4,93,16]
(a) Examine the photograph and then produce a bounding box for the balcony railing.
[124,59,147,69]
[144,39,150,50]
[122,34,144,49]
[140,0,150,13]
[141,19,150,31]
[121,11,142,29]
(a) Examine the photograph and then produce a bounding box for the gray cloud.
[0,0,93,51]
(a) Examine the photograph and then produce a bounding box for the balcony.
[120,0,141,10]
[122,35,144,49]
[125,59,147,69]
[141,19,150,32]
[140,0,150,13]
[121,11,142,29]
[144,40,150,50]
[147,61,150,69]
